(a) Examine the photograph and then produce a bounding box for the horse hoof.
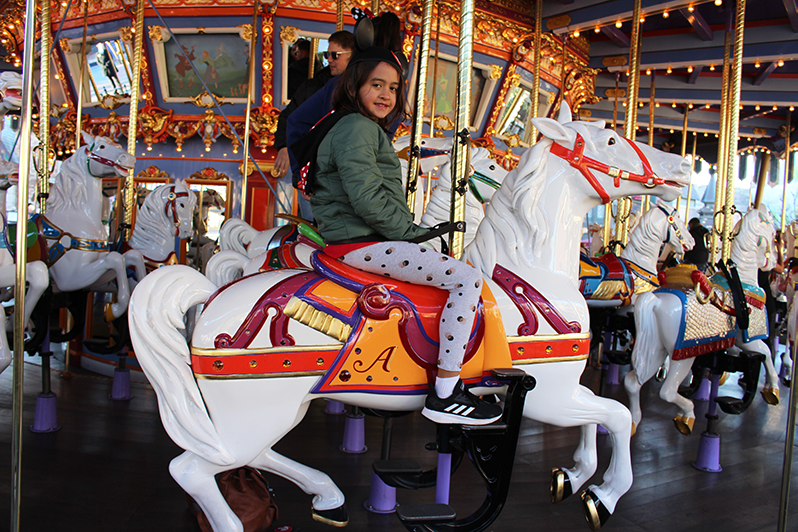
[631,422,636,437]
[580,489,611,531]
[761,387,779,405]
[672,415,694,435]
[718,371,729,386]
[312,504,349,527]
[104,303,115,322]
[782,376,792,388]
[655,366,667,382]
[550,468,572,503]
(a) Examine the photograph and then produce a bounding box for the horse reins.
[656,204,688,250]
[165,186,190,230]
[85,142,131,177]
[550,132,666,204]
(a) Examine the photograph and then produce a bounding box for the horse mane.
[465,138,550,273]
[47,147,90,213]
[623,208,664,265]
[129,184,174,253]
[731,208,774,273]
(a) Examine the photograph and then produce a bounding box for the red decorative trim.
[510,337,590,362]
[192,348,337,377]
[672,338,736,361]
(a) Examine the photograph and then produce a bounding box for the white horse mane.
[129,184,177,252]
[623,208,667,264]
[731,207,775,277]
[47,147,90,213]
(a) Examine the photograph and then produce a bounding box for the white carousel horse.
[39,133,145,318]
[0,160,48,372]
[129,104,690,531]
[624,205,780,435]
[0,71,22,116]
[128,180,197,271]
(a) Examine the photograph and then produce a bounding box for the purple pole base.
[597,424,609,435]
[435,452,452,505]
[692,432,722,472]
[30,393,61,433]
[694,376,711,402]
[364,471,397,513]
[605,363,620,386]
[340,410,367,453]
[324,399,346,415]
[109,367,133,401]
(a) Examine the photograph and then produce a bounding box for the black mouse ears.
[352,7,375,51]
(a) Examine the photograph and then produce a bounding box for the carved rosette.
[190,167,231,180]
[137,165,170,179]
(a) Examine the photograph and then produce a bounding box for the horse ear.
[584,120,606,129]
[557,102,572,124]
[530,117,571,144]
[81,131,95,146]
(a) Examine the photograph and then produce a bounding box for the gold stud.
[212,360,223,371]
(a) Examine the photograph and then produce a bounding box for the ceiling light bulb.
[704,132,708,136]
[616,20,623,28]
[670,129,675,133]
[773,105,778,110]
[687,66,693,73]
[688,5,695,12]
[689,103,694,109]
[778,59,785,67]
[715,0,722,5]
[755,61,761,68]
[791,106,795,111]
[672,102,677,108]
[705,103,710,108]
[755,104,760,110]
[715,134,719,137]
[640,16,646,23]
[594,26,601,33]
[573,29,580,37]
[663,10,670,18]
[709,64,715,71]
[640,101,645,107]
[655,102,660,107]
[646,68,651,75]
[666,66,672,74]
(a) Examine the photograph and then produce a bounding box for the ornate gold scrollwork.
[279,26,298,46]
[148,25,164,42]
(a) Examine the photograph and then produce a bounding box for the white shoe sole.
[421,407,501,425]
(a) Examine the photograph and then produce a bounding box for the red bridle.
[164,186,190,229]
[549,133,666,204]
[87,144,131,174]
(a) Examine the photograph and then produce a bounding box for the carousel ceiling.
[544,0,798,154]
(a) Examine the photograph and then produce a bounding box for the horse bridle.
[656,204,688,249]
[164,185,190,229]
[85,142,130,177]
[549,132,666,204]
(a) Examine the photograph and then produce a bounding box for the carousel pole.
[712,13,733,265]
[372,0,379,13]
[779,314,798,531]
[124,0,145,241]
[308,38,318,79]
[721,0,746,263]
[685,131,697,221]
[240,1,259,217]
[604,72,621,248]
[38,0,52,213]
[528,0,542,145]
[405,0,433,215]
[12,0,39,527]
[676,106,689,215]
[643,71,655,212]
[782,111,792,232]
[447,0,474,260]
[422,0,441,211]
[75,0,89,150]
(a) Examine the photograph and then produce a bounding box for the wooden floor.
[0,351,797,532]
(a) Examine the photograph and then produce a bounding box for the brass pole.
[605,73,620,248]
[423,0,441,210]
[711,27,733,265]
[624,0,642,139]
[685,132,697,220]
[778,337,798,532]
[336,0,344,31]
[781,111,792,232]
[529,0,542,145]
[643,71,655,212]
[13,0,38,528]
[124,0,145,241]
[85,62,102,101]
[406,0,434,214]
[241,2,259,218]
[75,0,89,150]
[39,0,52,214]
[372,0,379,13]
[448,0,475,259]
[754,149,769,209]
[676,106,689,214]
[110,41,133,87]
[558,34,568,108]
[308,38,318,80]
[721,0,746,263]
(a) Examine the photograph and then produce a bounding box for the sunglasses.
[322,51,351,60]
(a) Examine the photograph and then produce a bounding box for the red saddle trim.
[191,347,337,377]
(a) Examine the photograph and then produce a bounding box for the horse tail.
[631,291,663,385]
[204,250,248,286]
[219,218,256,254]
[129,265,236,466]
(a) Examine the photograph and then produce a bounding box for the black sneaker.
[421,380,503,425]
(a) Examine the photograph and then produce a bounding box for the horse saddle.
[2,215,47,263]
[30,214,110,266]
[579,252,635,304]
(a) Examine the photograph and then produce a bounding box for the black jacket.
[275,67,334,150]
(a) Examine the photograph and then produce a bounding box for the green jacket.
[311,113,427,243]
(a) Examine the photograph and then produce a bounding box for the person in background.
[273,31,355,220]
[683,217,709,271]
[287,39,323,100]
[307,46,502,425]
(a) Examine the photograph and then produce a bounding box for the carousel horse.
[129,104,690,532]
[0,161,49,372]
[624,205,780,435]
[127,180,197,272]
[0,71,22,115]
[37,133,145,319]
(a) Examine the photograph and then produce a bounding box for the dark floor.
[0,351,796,532]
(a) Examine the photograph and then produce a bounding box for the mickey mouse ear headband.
[351,7,374,51]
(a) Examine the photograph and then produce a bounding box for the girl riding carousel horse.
[296,46,501,425]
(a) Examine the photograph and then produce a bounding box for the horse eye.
[608,138,616,145]
[489,165,496,171]
[99,145,105,149]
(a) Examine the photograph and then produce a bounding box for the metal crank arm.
[395,368,536,532]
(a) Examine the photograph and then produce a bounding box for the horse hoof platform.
[580,489,610,531]
[760,387,779,405]
[550,468,572,503]
[311,504,349,527]
[672,415,694,435]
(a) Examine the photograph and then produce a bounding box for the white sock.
[435,376,459,399]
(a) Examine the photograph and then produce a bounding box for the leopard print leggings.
[340,241,482,372]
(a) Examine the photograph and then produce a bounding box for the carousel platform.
[0,349,796,532]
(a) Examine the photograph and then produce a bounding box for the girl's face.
[358,62,399,121]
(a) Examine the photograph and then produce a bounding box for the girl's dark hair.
[332,60,407,129]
